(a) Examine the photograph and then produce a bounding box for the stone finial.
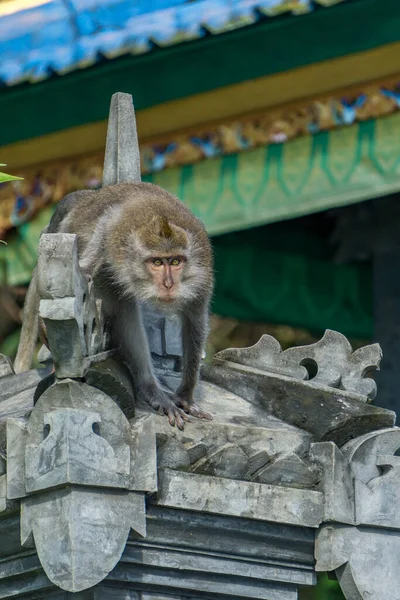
[102,92,141,186]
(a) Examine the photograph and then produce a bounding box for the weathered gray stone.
[144,505,315,576]
[316,524,400,600]
[129,414,157,493]
[310,441,354,524]
[84,357,135,420]
[102,92,141,186]
[183,441,207,463]
[6,418,28,499]
[156,469,324,528]
[0,367,51,406]
[38,233,108,378]
[110,560,298,600]
[253,452,320,490]
[341,427,400,528]
[0,354,14,378]
[142,308,182,372]
[0,476,7,513]
[21,487,146,592]
[3,89,400,600]
[203,361,395,447]
[25,408,131,493]
[190,443,249,479]
[28,380,157,494]
[38,233,86,300]
[0,471,18,516]
[141,595,180,600]
[212,330,382,400]
[157,437,191,470]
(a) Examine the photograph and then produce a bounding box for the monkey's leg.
[112,299,190,429]
[174,307,213,421]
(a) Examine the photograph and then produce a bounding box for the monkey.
[14,182,214,430]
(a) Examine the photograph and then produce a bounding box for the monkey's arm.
[175,304,212,420]
[14,268,40,374]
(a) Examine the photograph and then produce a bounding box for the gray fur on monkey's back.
[49,182,212,270]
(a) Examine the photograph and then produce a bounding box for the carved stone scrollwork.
[212,330,382,400]
[203,332,394,447]
[3,379,157,592]
[314,427,400,600]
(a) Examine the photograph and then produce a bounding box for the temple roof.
[0,0,349,87]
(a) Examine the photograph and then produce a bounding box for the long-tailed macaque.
[14,182,214,429]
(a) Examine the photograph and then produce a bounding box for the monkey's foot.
[174,397,213,421]
[148,392,191,430]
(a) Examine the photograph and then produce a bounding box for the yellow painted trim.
[3,40,400,171]
[0,0,50,16]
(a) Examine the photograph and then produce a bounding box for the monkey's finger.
[176,400,212,421]
[167,411,176,427]
[190,406,213,420]
[174,412,185,431]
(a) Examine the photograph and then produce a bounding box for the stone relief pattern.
[213,329,382,400]
[156,428,321,490]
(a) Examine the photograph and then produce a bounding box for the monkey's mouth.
[159,296,175,303]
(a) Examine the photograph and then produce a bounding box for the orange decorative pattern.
[0,76,399,236]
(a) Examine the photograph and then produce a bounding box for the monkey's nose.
[163,280,173,289]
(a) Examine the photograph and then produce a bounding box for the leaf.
[0,163,23,183]
[0,171,23,183]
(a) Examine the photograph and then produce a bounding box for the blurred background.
[0,1,399,596]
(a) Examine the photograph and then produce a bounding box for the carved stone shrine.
[0,93,399,600]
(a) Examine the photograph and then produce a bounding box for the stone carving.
[38,233,110,379]
[22,490,146,593]
[314,426,400,600]
[211,329,382,400]
[3,378,155,592]
[203,332,393,447]
[156,416,321,490]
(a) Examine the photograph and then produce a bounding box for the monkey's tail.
[13,267,39,374]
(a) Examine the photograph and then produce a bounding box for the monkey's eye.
[171,258,181,266]
[152,258,163,267]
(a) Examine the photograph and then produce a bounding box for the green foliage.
[0,163,23,184]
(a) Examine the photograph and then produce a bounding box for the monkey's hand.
[173,391,213,421]
[145,388,191,430]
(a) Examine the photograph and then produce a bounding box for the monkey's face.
[145,255,186,304]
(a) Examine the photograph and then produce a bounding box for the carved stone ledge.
[154,400,321,490]
[210,330,382,400]
[203,339,394,447]
[155,469,324,528]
